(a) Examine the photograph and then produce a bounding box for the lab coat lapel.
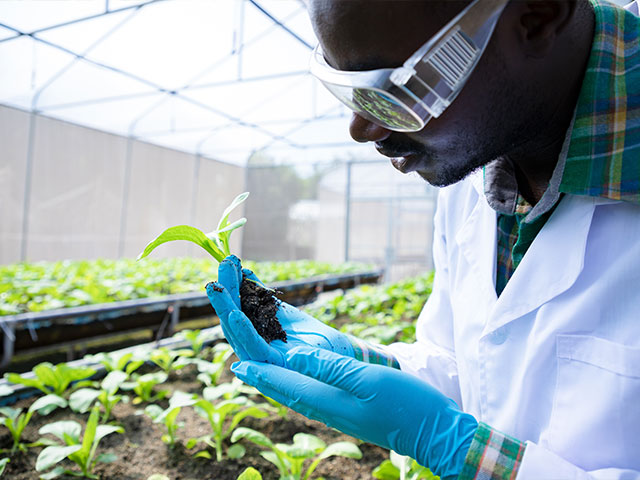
[455,173,498,311]
[482,194,597,336]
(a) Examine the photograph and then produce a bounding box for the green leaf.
[237,467,262,480]
[39,421,81,444]
[94,425,124,444]
[147,475,170,480]
[229,406,269,432]
[317,441,362,460]
[101,371,127,394]
[5,373,45,393]
[216,192,250,232]
[227,443,246,459]
[194,450,212,459]
[0,457,8,475]
[29,394,67,416]
[137,225,225,262]
[33,364,58,393]
[293,433,326,453]
[79,406,99,463]
[69,388,100,413]
[35,445,81,471]
[372,460,400,480]
[38,466,67,479]
[231,427,273,448]
[96,452,118,463]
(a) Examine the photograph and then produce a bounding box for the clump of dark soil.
[239,278,287,344]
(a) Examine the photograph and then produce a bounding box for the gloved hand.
[206,255,355,366]
[231,345,478,480]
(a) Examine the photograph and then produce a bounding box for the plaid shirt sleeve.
[459,423,526,480]
[346,334,400,369]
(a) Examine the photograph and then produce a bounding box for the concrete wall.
[0,104,245,264]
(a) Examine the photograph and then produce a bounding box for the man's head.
[308,0,594,186]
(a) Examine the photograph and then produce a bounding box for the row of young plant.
[304,272,434,346]
[0,272,436,479]
[0,329,369,480]
[0,259,372,316]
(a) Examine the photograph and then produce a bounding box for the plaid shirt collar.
[484,0,640,215]
[560,0,640,203]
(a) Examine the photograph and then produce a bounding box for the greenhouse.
[0,1,437,478]
[1,0,638,479]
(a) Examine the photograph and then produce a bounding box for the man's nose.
[349,113,392,143]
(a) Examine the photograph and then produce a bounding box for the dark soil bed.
[1,361,388,480]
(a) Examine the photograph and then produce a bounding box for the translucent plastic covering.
[0,0,373,166]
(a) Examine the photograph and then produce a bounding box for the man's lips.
[375,143,422,173]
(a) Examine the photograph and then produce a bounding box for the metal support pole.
[344,161,352,262]
[117,137,134,258]
[190,154,201,226]
[384,196,395,281]
[20,112,37,261]
[1,324,15,368]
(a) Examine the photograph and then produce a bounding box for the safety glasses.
[310,0,510,132]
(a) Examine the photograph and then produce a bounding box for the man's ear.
[514,0,578,57]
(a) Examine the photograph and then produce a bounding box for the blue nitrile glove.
[206,255,355,365]
[232,346,478,480]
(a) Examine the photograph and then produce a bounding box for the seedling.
[137,192,249,263]
[69,371,129,422]
[174,329,212,357]
[0,458,8,476]
[35,405,123,479]
[121,371,169,404]
[144,390,199,447]
[5,362,96,397]
[372,451,438,480]
[231,427,362,480]
[137,191,287,344]
[84,351,144,376]
[186,380,270,462]
[193,342,234,387]
[148,347,193,375]
[0,394,67,454]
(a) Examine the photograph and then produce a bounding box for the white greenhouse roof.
[0,0,377,165]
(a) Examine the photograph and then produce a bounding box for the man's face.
[309,0,534,186]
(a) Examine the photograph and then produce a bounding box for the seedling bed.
[0,270,382,369]
[0,361,388,480]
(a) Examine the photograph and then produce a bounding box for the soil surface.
[239,279,287,344]
[1,359,388,479]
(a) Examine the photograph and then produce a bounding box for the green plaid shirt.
[465,0,640,478]
[490,0,640,296]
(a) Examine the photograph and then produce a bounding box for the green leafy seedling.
[232,427,362,480]
[84,351,144,376]
[145,391,199,447]
[148,347,193,375]
[372,451,438,480]
[193,342,234,387]
[137,192,249,262]
[69,371,129,422]
[5,362,96,397]
[186,380,270,462]
[0,394,67,454]
[175,329,209,357]
[36,405,123,479]
[121,371,169,405]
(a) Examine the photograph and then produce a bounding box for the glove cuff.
[458,422,526,480]
[346,334,400,369]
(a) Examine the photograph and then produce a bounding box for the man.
[208,0,640,478]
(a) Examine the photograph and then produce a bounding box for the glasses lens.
[323,83,423,132]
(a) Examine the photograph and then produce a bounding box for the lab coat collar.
[483,194,598,335]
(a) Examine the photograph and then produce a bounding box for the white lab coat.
[388,170,640,478]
